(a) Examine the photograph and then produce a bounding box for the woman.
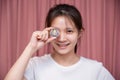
[5,4,115,80]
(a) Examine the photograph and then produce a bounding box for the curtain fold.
[0,0,119,80]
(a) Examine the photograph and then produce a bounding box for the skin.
[4,16,81,80]
[50,16,80,66]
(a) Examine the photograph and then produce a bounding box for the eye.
[67,29,73,33]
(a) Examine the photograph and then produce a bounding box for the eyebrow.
[66,27,74,30]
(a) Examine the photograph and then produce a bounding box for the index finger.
[44,27,55,31]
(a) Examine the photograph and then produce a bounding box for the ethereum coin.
[50,28,60,37]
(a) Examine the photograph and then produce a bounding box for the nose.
[57,32,67,41]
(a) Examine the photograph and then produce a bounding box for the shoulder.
[80,57,103,67]
[31,54,50,60]
[79,57,103,74]
[80,57,115,80]
[29,54,51,65]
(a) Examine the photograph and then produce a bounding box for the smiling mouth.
[56,43,70,48]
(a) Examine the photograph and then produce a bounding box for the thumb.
[45,37,56,44]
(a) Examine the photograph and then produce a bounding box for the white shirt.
[24,54,115,80]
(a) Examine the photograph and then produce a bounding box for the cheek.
[51,40,57,47]
[67,35,78,43]
[51,40,55,45]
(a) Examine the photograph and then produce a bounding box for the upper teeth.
[57,43,69,46]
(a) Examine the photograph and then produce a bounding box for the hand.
[27,27,56,53]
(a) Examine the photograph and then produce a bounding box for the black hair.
[45,4,84,53]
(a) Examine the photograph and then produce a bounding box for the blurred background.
[0,0,120,80]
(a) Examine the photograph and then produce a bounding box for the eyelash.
[67,30,73,33]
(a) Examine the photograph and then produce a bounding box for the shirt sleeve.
[24,59,35,80]
[98,66,115,80]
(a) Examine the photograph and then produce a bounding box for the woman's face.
[51,16,79,55]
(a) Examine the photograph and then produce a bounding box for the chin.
[53,48,71,55]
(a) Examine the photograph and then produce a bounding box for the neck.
[51,51,80,66]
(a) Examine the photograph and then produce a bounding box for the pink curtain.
[0,0,120,80]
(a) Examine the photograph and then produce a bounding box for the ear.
[78,29,84,38]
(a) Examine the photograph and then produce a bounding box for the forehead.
[51,16,76,29]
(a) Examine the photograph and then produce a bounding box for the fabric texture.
[24,54,115,80]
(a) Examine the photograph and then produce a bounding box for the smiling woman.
[4,4,115,80]
[49,16,79,55]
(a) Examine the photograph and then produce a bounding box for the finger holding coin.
[36,27,53,41]
[36,27,60,42]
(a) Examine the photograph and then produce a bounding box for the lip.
[56,43,70,49]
